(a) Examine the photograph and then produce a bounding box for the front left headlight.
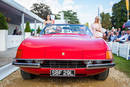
[16,49,22,58]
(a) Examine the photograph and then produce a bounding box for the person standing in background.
[110,32,116,42]
[103,33,107,41]
[13,26,19,35]
[116,28,130,43]
[115,32,121,39]
[107,32,112,42]
[91,16,103,38]
[117,28,122,36]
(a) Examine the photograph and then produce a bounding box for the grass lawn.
[113,54,130,78]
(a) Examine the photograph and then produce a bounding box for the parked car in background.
[13,24,115,80]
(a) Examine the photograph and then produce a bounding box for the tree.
[31,3,52,20]
[111,0,128,29]
[25,22,31,32]
[0,13,8,29]
[60,10,80,24]
[100,12,112,29]
[37,26,41,34]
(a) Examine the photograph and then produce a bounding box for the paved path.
[0,48,17,67]
[0,63,19,80]
[0,68,130,87]
[0,48,130,87]
[0,48,18,80]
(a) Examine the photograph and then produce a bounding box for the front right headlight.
[106,50,113,59]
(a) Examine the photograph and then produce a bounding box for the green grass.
[113,54,130,78]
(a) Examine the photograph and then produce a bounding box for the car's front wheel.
[21,70,35,80]
[94,69,109,80]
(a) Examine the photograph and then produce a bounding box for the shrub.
[0,13,8,30]
[37,26,41,34]
[25,22,31,32]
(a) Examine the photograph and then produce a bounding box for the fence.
[107,42,130,60]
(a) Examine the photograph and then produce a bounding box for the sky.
[14,0,121,25]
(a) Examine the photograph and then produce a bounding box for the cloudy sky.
[14,0,120,24]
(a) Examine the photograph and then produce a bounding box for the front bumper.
[12,62,40,68]
[87,63,115,69]
[12,59,115,69]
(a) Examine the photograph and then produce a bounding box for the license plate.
[50,70,75,77]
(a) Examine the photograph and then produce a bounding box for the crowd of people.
[103,28,130,43]
[90,16,130,43]
[12,14,130,43]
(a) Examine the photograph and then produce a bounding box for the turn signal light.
[16,49,22,58]
[106,51,113,59]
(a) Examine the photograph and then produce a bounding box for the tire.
[20,70,35,80]
[94,69,109,80]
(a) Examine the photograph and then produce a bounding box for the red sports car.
[13,24,115,80]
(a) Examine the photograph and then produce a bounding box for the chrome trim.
[12,59,114,69]
[14,58,113,61]
[12,61,40,68]
[87,63,115,69]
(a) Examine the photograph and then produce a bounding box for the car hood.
[18,34,108,60]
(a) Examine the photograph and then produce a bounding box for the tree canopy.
[60,10,80,24]
[111,0,128,29]
[31,3,52,20]
[37,26,41,34]
[0,13,8,29]
[31,3,80,24]
[100,12,112,29]
[25,22,31,32]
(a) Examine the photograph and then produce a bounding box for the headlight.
[16,49,22,58]
[106,51,113,59]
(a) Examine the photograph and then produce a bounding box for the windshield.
[40,24,93,36]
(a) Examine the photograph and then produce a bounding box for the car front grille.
[40,60,86,68]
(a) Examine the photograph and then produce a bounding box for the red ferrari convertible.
[13,24,115,80]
